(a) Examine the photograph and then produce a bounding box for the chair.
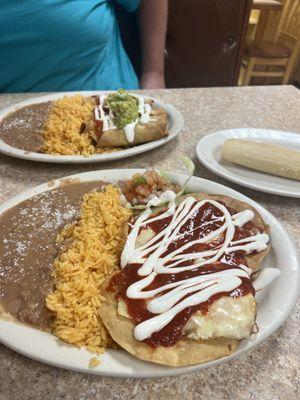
[243,0,300,85]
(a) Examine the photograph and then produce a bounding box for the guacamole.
[106,89,139,129]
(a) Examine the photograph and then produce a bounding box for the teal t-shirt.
[0,0,140,92]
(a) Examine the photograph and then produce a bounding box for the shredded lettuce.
[158,170,172,182]
[131,204,148,210]
[177,156,195,196]
[183,156,195,177]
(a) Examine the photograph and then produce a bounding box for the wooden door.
[165,0,252,87]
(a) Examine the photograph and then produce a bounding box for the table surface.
[0,86,299,400]
[252,0,282,11]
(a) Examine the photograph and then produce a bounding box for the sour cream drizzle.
[120,192,269,342]
[93,95,155,143]
[94,95,116,132]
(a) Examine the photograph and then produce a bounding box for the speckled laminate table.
[0,86,299,400]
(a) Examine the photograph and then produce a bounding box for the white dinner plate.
[0,169,299,378]
[0,92,184,163]
[196,128,300,198]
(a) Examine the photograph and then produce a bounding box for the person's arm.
[138,0,168,89]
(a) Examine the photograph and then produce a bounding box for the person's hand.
[140,72,165,89]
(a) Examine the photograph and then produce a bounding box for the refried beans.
[0,181,105,330]
[0,102,51,152]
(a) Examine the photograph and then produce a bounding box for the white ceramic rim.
[0,169,299,378]
[196,128,300,198]
[0,92,184,163]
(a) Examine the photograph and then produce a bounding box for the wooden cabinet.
[165,0,252,87]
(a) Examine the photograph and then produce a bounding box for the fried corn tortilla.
[100,284,239,367]
[99,193,269,367]
[87,107,168,148]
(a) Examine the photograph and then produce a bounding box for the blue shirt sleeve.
[115,0,141,13]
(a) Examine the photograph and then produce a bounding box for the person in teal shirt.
[0,1,167,92]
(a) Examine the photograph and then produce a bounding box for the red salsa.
[109,201,260,347]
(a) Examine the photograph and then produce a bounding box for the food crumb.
[89,357,100,368]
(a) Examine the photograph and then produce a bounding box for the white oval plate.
[196,128,300,198]
[0,169,299,378]
[0,92,184,163]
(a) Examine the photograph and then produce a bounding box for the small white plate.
[0,92,184,163]
[196,128,300,198]
[0,169,299,378]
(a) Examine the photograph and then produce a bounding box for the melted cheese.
[183,294,256,340]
